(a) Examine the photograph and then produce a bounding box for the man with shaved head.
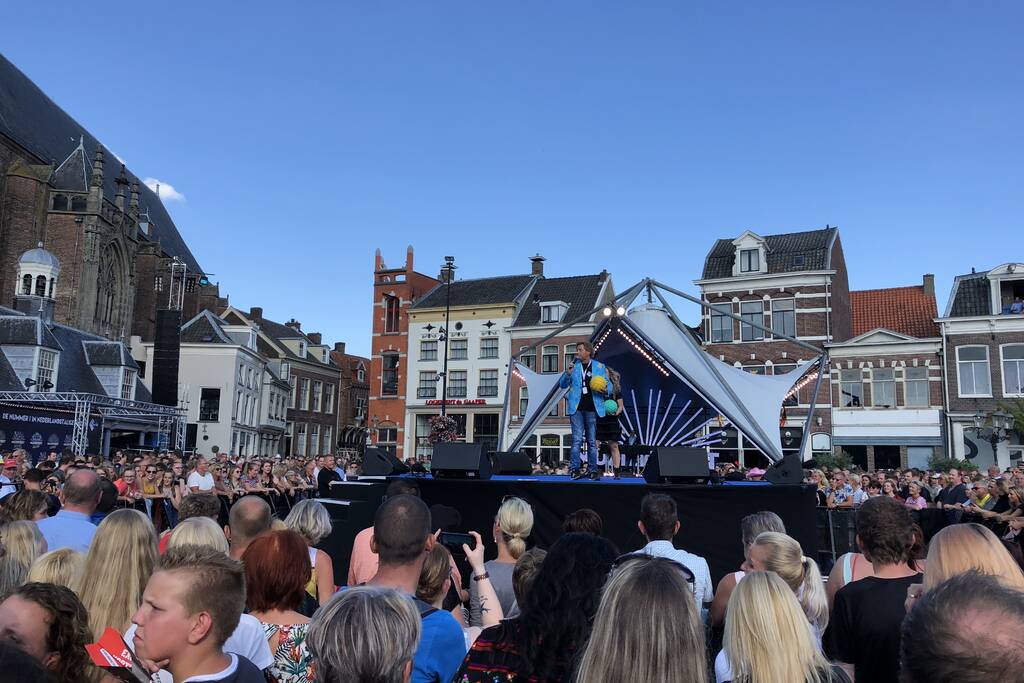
[225,495,272,560]
[36,467,102,552]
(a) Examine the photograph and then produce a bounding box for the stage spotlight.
[616,306,626,316]
[603,306,612,317]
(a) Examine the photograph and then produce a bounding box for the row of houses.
[367,229,1024,472]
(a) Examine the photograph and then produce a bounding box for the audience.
[0,640,50,682]
[575,554,707,683]
[26,549,84,590]
[0,520,47,576]
[637,493,713,618]
[470,496,534,627]
[348,479,420,585]
[744,532,828,637]
[284,499,336,605]
[225,495,272,560]
[169,516,231,554]
[1,489,48,521]
[921,522,1024,592]
[0,582,91,683]
[308,586,421,683]
[507,548,547,618]
[419,531,502,647]
[35,468,100,553]
[561,508,603,535]
[711,510,786,627]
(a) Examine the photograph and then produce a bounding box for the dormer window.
[739,249,760,273]
[121,368,137,400]
[540,301,569,324]
[298,341,306,357]
[730,231,768,277]
[37,350,58,392]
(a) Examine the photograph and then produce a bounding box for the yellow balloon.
[589,375,608,393]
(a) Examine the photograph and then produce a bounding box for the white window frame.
[519,386,529,417]
[709,304,733,343]
[1001,344,1024,397]
[324,384,335,414]
[420,340,438,361]
[323,426,332,454]
[740,301,764,342]
[36,349,58,392]
[563,344,576,370]
[540,301,568,324]
[311,380,322,412]
[447,370,467,398]
[449,338,468,360]
[739,248,760,273]
[904,367,930,407]
[478,369,499,397]
[121,368,136,400]
[871,368,896,408]
[310,424,320,455]
[418,371,438,398]
[480,337,499,359]
[956,345,992,398]
[771,298,796,339]
[300,378,310,410]
[839,369,864,408]
[541,345,559,373]
[296,422,307,456]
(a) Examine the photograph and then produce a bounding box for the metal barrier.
[816,508,858,571]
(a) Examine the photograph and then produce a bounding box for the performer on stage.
[596,367,625,479]
[560,341,610,481]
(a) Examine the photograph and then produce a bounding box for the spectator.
[35,468,100,553]
[743,532,828,637]
[418,533,502,647]
[242,530,315,682]
[316,454,342,497]
[903,482,927,510]
[506,548,547,618]
[470,496,534,627]
[901,571,1024,683]
[130,545,264,682]
[169,516,230,554]
[367,493,466,683]
[92,477,118,525]
[455,532,617,683]
[0,641,49,682]
[561,508,603,535]
[810,469,831,507]
[26,548,84,589]
[936,467,969,523]
[921,523,1024,592]
[636,493,713,617]
[0,582,91,683]
[187,457,216,493]
[824,496,921,683]
[0,520,47,573]
[0,555,27,600]
[78,508,158,640]
[284,499,336,605]
[348,479,420,586]
[575,554,707,683]
[711,511,786,627]
[0,459,17,500]
[1,490,48,521]
[1011,296,1024,314]
[115,466,145,509]
[308,586,421,683]
[827,472,853,508]
[225,495,272,561]
[719,571,847,683]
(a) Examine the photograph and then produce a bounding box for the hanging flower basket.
[428,414,459,445]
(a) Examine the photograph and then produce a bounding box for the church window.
[21,275,32,295]
[35,275,47,297]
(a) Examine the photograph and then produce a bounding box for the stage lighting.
[616,306,626,316]
[603,306,612,317]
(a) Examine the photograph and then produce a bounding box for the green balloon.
[603,399,619,414]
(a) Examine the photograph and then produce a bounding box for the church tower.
[14,243,61,324]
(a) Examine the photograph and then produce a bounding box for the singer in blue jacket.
[559,341,610,480]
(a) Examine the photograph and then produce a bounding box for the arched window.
[95,243,124,327]
[384,295,400,334]
[51,194,69,211]
[35,275,47,296]
[48,278,55,298]
[21,274,32,295]
[70,196,87,212]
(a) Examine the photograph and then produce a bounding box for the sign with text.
[425,399,489,406]
[0,405,101,460]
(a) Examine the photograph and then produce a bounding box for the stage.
[318,475,818,587]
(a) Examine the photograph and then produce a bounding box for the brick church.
[0,54,223,344]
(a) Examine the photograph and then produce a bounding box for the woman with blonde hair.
[922,523,1024,592]
[284,499,336,606]
[810,469,830,507]
[0,520,47,572]
[166,516,229,554]
[718,571,847,683]
[470,496,534,627]
[711,511,786,627]
[27,548,84,589]
[744,532,828,637]
[2,489,48,521]
[575,554,707,683]
[76,508,157,639]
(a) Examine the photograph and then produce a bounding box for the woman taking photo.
[595,367,625,478]
[470,496,535,627]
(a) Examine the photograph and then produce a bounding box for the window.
[840,370,863,407]
[310,424,320,455]
[355,396,366,416]
[21,274,31,296]
[541,304,566,324]
[154,275,163,292]
[1002,345,1024,396]
[420,340,437,361]
[519,387,529,417]
[121,369,136,400]
[710,304,733,343]
[564,345,576,370]
[447,370,467,398]
[774,363,798,406]
[296,422,307,456]
[299,378,310,410]
[541,345,559,373]
[382,353,399,396]
[743,364,766,375]
[473,413,500,452]
[771,299,796,339]
[311,380,322,412]
[289,378,296,408]
[739,249,760,273]
[872,368,896,408]
[740,301,764,341]
[478,369,499,397]
[357,368,365,382]
[418,371,438,398]
[34,275,46,297]
[51,193,69,211]
[519,346,536,370]
[450,339,468,360]
[199,388,220,421]
[377,427,397,445]
[384,295,400,334]
[185,278,196,293]
[280,362,290,381]
[905,367,930,407]
[480,337,498,359]
[324,384,334,414]
[37,350,57,391]
[957,346,991,397]
[323,427,332,454]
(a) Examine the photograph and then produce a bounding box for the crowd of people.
[1,444,1023,682]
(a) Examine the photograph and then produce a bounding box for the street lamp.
[439,256,456,417]
[969,410,1017,452]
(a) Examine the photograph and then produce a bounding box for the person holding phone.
[560,341,611,481]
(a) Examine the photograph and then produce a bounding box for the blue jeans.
[569,410,598,472]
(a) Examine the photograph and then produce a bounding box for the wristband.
[472,571,490,582]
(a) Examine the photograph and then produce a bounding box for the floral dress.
[262,622,314,682]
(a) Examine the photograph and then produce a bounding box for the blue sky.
[3,2,1022,356]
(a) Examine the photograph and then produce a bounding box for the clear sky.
[3,2,1022,356]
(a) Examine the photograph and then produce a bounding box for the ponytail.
[798,554,829,632]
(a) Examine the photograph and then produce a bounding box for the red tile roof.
[851,286,939,338]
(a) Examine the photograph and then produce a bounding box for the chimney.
[334,341,346,355]
[922,274,935,297]
[285,318,302,332]
[249,306,263,320]
[530,254,546,278]
[308,332,322,345]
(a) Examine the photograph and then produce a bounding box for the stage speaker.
[431,442,491,480]
[361,447,409,476]
[644,447,711,485]
[490,451,532,476]
[153,310,182,409]
[765,450,804,485]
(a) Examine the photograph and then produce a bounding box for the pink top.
[905,496,927,510]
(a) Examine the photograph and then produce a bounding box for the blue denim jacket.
[559,359,610,417]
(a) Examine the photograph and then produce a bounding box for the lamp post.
[969,410,1017,455]
[439,256,456,417]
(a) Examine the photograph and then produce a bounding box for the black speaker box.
[491,451,533,476]
[361,447,409,476]
[431,442,491,480]
[644,446,711,485]
[766,450,804,485]
[153,309,182,408]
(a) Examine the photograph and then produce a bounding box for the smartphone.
[439,532,476,551]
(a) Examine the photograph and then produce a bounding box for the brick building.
[367,247,438,458]
[330,342,370,452]
[0,54,221,344]
[938,263,1024,470]
[696,228,851,467]
[828,276,944,470]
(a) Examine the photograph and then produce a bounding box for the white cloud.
[143,177,186,202]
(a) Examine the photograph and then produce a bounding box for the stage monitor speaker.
[361,447,409,476]
[644,446,711,485]
[153,310,182,408]
[765,450,804,485]
[431,442,491,480]
[490,451,532,476]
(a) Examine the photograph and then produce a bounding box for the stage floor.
[319,475,817,587]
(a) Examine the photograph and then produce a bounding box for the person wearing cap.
[0,458,19,499]
[745,467,766,482]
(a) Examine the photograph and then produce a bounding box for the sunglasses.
[146,469,157,474]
